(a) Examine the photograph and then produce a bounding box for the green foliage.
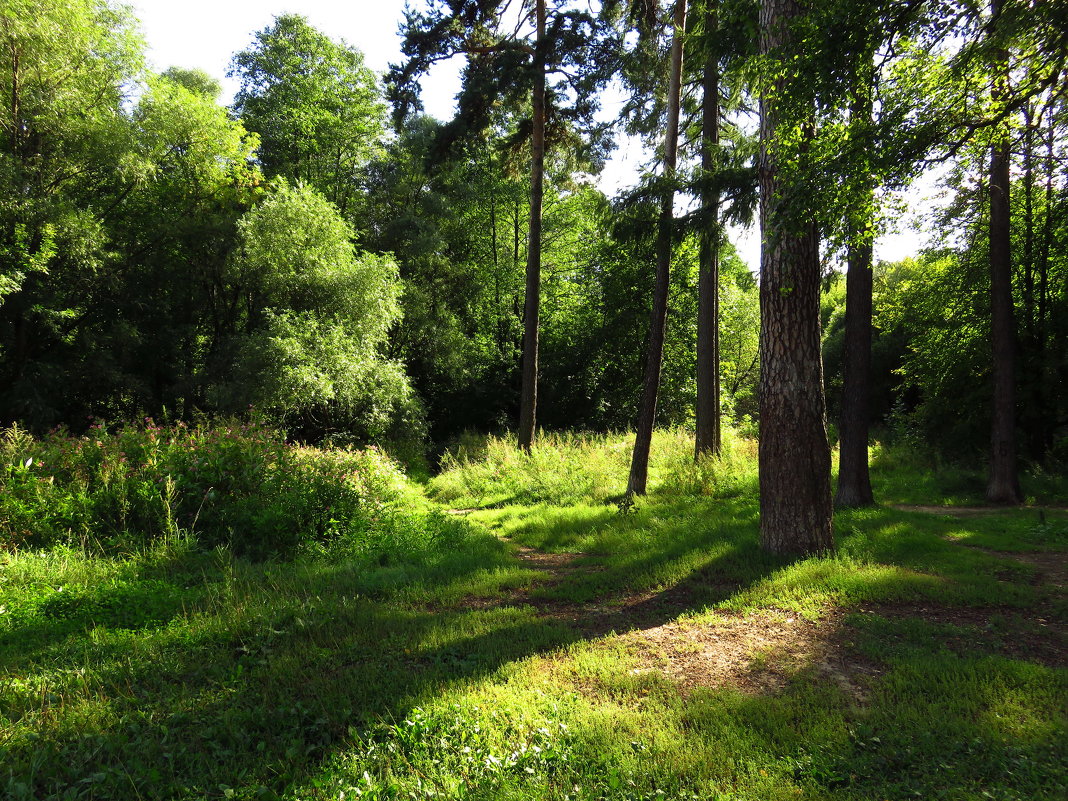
[432,428,760,508]
[0,422,444,560]
[214,183,416,441]
[432,431,635,507]
[231,13,385,216]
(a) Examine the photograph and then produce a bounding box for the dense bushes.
[0,421,457,560]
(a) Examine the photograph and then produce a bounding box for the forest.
[0,0,1065,799]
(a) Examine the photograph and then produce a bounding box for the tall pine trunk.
[695,0,721,459]
[517,0,546,452]
[835,71,875,508]
[985,0,1022,503]
[758,0,833,555]
[627,0,688,495]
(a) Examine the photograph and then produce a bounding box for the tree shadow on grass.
[0,522,785,800]
[2,499,1063,799]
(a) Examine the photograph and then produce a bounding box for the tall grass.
[0,422,459,561]
[430,428,759,508]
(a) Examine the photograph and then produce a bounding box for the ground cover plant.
[1,430,1065,799]
[0,421,447,561]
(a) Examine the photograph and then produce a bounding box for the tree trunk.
[695,0,721,459]
[627,0,688,496]
[835,72,875,509]
[985,0,1022,504]
[517,0,546,453]
[758,0,833,555]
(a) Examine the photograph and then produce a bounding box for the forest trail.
[497,535,881,698]
[473,526,1068,696]
[892,504,1068,589]
[892,504,1068,516]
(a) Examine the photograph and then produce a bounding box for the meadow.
[1,424,1065,800]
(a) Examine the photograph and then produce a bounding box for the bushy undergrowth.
[0,422,457,560]
[431,428,759,507]
[869,441,1068,505]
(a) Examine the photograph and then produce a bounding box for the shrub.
[0,421,444,560]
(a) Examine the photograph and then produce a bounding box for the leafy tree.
[105,69,260,418]
[211,183,414,440]
[159,66,222,100]
[231,14,386,218]
[0,0,142,426]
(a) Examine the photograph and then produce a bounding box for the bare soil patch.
[457,535,1065,698]
[621,609,879,700]
[858,602,1067,668]
[938,536,1068,589]
[511,543,587,572]
[1011,550,1067,589]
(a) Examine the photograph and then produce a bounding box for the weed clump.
[431,428,759,507]
[0,422,457,560]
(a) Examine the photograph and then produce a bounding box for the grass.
[1,429,1065,799]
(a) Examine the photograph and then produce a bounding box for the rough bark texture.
[834,80,875,509]
[695,0,721,460]
[757,0,833,555]
[627,0,687,496]
[986,111,1022,503]
[985,0,1021,504]
[517,0,546,453]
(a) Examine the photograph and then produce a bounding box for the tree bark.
[985,0,1022,504]
[758,0,833,555]
[627,0,688,496]
[517,0,546,453]
[835,73,875,509]
[695,0,721,459]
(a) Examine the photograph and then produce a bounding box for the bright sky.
[129,0,930,270]
[130,0,463,119]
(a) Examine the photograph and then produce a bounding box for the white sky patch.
[130,0,462,119]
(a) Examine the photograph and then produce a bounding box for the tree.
[518,0,547,452]
[694,0,722,459]
[391,0,614,449]
[231,14,386,218]
[627,0,689,496]
[985,0,1022,503]
[212,183,414,440]
[756,0,833,555]
[0,0,142,426]
[834,68,876,508]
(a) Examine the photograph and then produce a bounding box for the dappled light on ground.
[2,431,1066,799]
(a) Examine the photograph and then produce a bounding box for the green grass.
[1,430,1065,799]
[869,442,1068,507]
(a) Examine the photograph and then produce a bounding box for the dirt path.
[443,503,1067,697]
[489,532,1067,696]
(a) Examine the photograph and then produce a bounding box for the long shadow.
[0,506,792,801]
[3,498,1062,799]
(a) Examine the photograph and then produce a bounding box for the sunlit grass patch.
[431,428,760,509]
[3,427,1066,799]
